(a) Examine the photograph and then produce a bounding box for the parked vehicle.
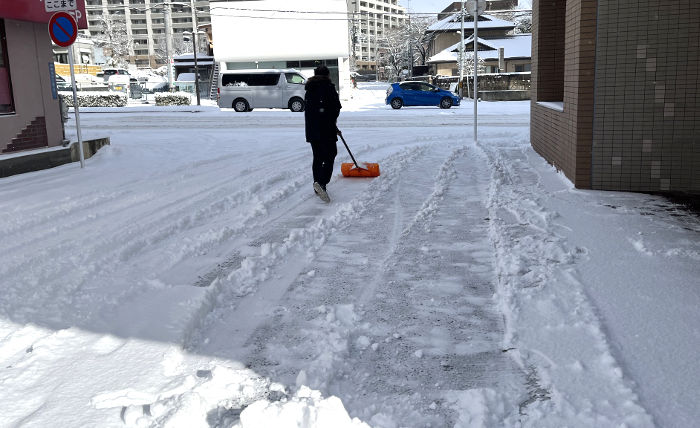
[101,68,129,82]
[355,73,376,82]
[217,69,307,112]
[107,74,130,94]
[55,74,71,91]
[385,81,461,109]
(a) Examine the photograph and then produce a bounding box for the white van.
[217,69,307,112]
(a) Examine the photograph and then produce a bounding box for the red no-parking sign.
[49,12,86,168]
[48,12,78,47]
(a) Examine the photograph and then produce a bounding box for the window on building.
[0,20,15,114]
[536,0,565,102]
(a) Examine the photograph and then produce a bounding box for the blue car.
[385,81,461,109]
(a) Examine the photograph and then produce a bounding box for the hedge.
[59,92,128,107]
[155,93,192,106]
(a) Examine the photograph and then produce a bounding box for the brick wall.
[2,117,49,153]
[591,0,700,193]
[530,0,596,188]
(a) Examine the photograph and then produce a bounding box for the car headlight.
[387,86,393,96]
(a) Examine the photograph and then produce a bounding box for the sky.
[400,0,532,15]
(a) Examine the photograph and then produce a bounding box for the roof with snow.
[427,13,516,33]
[427,34,532,64]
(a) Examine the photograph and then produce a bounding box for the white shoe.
[313,182,330,202]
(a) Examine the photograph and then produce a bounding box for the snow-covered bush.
[59,92,127,107]
[155,92,191,106]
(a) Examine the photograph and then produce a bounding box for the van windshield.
[222,73,280,87]
[285,73,305,85]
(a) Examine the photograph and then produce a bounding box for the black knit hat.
[314,65,330,76]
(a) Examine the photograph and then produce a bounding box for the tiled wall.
[531,0,597,188]
[592,1,700,193]
[2,117,48,153]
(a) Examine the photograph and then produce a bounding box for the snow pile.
[237,386,370,428]
[88,360,365,428]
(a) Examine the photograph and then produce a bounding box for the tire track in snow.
[182,144,431,352]
[475,139,654,425]
[0,151,314,323]
[224,143,525,427]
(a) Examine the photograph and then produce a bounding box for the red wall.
[0,0,87,29]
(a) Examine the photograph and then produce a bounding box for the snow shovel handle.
[338,131,363,170]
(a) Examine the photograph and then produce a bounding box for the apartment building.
[347,0,407,72]
[84,0,211,68]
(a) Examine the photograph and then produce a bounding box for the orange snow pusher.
[339,132,380,178]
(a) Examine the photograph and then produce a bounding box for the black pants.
[310,141,337,186]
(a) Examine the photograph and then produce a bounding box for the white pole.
[164,3,173,90]
[473,11,478,144]
[459,1,464,96]
[67,49,85,168]
[190,0,201,105]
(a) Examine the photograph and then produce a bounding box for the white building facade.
[211,0,352,98]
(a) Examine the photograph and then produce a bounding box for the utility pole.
[351,18,357,71]
[164,3,173,91]
[366,12,371,74]
[408,0,413,78]
[190,0,200,105]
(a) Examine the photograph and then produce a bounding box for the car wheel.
[440,97,453,109]
[289,97,305,112]
[390,98,403,109]
[233,98,249,112]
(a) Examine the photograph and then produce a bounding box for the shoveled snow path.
[192,141,528,426]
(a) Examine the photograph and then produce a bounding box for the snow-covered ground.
[0,83,698,427]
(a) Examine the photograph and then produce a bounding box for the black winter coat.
[304,75,342,143]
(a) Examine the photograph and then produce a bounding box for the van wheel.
[233,98,249,112]
[289,97,305,112]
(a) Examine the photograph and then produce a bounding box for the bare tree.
[153,34,190,64]
[377,15,436,80]
[513,14,532,34]
[503,5,532,34]
[405,16,437,66]
[458,53,486,97]
[94,13,133,67]
[377,27,410,82]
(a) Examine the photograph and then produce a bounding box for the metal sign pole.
[473,10,478,144]
[467,0,484,144]
[67,48,85,168]
[459,1,464,97]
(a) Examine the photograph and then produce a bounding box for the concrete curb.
[0,138,110,178]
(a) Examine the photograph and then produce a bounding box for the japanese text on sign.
[44,0,77,13]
